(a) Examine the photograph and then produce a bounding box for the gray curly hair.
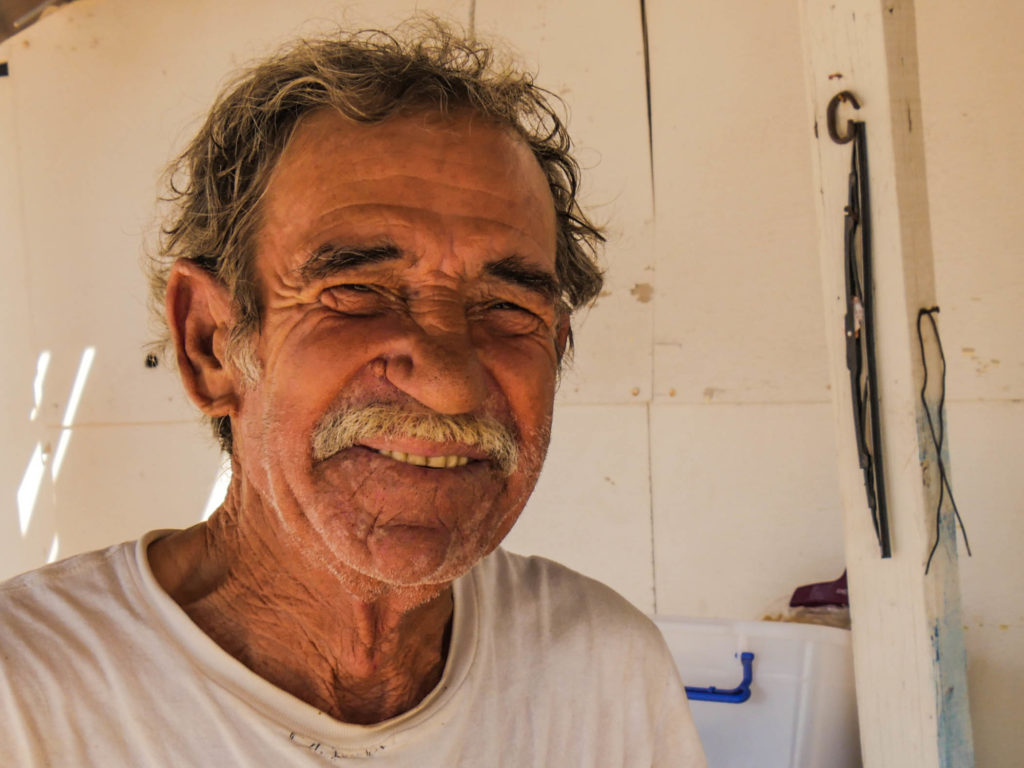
[149,19,605,453]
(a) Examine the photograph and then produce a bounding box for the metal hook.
[827,91,861,144]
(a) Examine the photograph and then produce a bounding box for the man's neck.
[147,503,455,724]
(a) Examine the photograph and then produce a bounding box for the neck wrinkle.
[148,491,457,724]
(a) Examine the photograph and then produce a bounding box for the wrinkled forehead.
[256,107,559,277]
[270,106,553,208]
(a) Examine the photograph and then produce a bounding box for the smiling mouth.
[373,448,472,468]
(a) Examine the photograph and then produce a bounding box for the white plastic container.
[653,617,861,768]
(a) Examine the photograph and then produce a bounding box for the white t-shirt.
[0,532,705,766]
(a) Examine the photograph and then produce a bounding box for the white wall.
[916,4,1024,762]
[1,0,1020,763]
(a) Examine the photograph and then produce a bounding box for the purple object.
[789,571,849,608]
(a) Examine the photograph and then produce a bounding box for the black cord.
[919,307,972,574]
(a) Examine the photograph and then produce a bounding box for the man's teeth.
[375,449,470,468]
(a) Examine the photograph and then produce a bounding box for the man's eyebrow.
[297,244,402,283]
[484,256,560,303]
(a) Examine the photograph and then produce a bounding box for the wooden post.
[798,2,974,767]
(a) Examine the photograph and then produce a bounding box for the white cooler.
[653,617,862,768]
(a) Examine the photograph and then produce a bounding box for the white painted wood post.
[798,2,974,767]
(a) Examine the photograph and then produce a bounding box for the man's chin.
[340,524,486,592]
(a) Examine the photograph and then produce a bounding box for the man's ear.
[166,260,240,417]
[555,314,571,361]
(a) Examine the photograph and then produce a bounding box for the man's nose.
[381,325,489,415]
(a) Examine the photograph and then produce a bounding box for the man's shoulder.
[0,538,149,657]
[461,548,704,766]
[471,548,664,648]
[478,548,630,603]
[1,541,132,602]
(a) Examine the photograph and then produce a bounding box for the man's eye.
[480,301,544,336]
[488,301,531,313]
[321,284,387,315]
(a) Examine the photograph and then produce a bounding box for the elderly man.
[0,23,704,766]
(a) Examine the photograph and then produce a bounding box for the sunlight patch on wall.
[46,533,60,564]
[29,350,52,421]
[17,443,46,536]
[51,346,96,481]
[18,350,56,537]
[202,455,232,521]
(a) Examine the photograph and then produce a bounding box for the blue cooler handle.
[685,652,755,703]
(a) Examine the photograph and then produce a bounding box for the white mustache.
[311,404,520,476]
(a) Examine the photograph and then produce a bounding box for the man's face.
[229,109,562,593]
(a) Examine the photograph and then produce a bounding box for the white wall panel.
[946,403,1024,765]
[0,421,222,581]
[48,422,223,564]
[0,53,52,581]
[503,404,655,613]
[916,2,1024,403]
[646,0,829,405]
[2,433,57,583]
[475,0,655,403]
[916,5,1024,762]
[651,403,844,619]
